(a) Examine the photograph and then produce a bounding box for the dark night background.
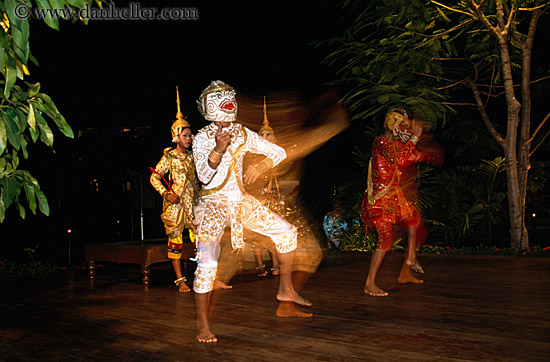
[0,0,358,264]
[2,1,548,264]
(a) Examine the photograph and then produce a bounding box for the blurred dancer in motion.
[360,108,443,296]
[192,81,310,343]
[238,90,350,317]
[244,98,281,277]
[150,88,199,293]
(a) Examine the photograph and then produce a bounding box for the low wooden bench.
[85,238,194,288]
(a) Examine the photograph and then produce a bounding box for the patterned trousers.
[193,193,297,293]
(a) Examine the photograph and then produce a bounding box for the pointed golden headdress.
[258,96,274,137]
[171,86,191,142]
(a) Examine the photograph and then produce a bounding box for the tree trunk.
[504,149,527,249]
[499,47,528,250]
[517,9,544,250]
[492,1,528,250]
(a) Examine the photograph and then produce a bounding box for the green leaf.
[49,0,66,10]
[22,170,39,188]
[27,82,41,97]
[35,94,73,138]
[10,15,30,64]
[67,0,86,8]
[17,202,26,219]
[48,0,69,20]
[20,16,30,55]
[23,180,36,214]
[51,112,73,138]
[35,93,60,114]
[34,111,54,147]
[11,151,20,171]
[380,64,396,83]
[4,64,17,98]
[29,124,39,143]
[1,177,18,209]
[0,198,5,222]
[5,0,22,29]
[36,189,49,216]
[20,135,28,159]
[2,110,21,150]
[0,118,6,155]
[377,94,390,104]
[36,0,60,30]
[0,47,6,73]
[27,103,36,132]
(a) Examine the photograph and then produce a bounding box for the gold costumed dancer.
[150,87,199,292]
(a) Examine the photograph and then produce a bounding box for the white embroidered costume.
[192,82,297,293]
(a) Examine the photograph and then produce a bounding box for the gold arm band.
[260,158,274,169]
[209,149,223,163]
[410,136,419,145]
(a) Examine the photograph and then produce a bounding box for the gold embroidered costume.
[151,148,198,239]
[150,88,199,260]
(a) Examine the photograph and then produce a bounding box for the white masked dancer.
[192,80,310,343]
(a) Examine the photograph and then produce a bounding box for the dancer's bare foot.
[271,267,280,276]
[276,291,312,307]
[257,266,268,277]
[196,330,218,343]
[364,284,388,297]
[213,279,232,290]
[276,302,313,318]
[398,274,424,284]
[178,282,191,293]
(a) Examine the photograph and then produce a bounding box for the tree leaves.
[421,157,510,246]
[35,0,59,30]
[33,111,54,147]
[0,0,108,222]
[34,93,73,138]
[318,0,453,126]
[0,167,49,222]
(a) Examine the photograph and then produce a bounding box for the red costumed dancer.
[361,108,443,296]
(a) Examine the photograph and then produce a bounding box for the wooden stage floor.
[1,251,549,361]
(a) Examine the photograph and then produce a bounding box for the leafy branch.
[0,0,108,222]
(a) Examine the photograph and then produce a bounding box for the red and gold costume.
[151,147,199,258]
[361,111,442,251]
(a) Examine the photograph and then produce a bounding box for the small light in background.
[67,229,72,234]
[532,213,536,218]
[91,179,99,192]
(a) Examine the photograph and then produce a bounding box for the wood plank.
[1,252,549,361]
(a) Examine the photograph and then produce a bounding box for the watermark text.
[14,3,199,21]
